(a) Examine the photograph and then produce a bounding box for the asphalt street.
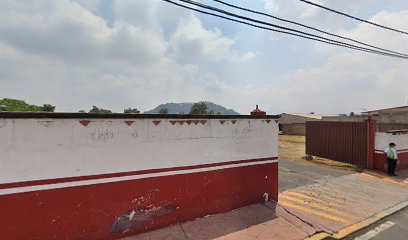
[279,159,408,240]
[346,206,408,240]
[278,158,351,191]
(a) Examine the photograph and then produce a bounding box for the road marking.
[298,189,358,205]
[297,189,377,214]
[279,200,352,224]
[280,194,360,220]
[285,191,345,208]
[354,221,395,240]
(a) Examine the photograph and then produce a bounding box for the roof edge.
[0,112,279,119]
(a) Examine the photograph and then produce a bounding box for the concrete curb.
[303,232,330,240]
[303,200,408,240]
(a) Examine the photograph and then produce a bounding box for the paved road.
[346,207,408,240]
[279,159,351,191]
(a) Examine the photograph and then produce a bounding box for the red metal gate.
[306,121,369,167]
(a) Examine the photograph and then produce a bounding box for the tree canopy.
[124,108,140,114]
[89,106,112,113]
[189,102,220,115]
[159,108,168,114]
[0,98,55,112]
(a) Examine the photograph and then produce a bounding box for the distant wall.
[279,114,321,136]
[281,123,306,136]
[0,114,278,240]
[280,113,317,124]
[323,113,408,132]
[322,116,366,122]
[378,124,408,132]
[369,106,408,115]
[374,132,408,172]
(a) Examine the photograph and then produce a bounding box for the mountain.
[145,102,240,115]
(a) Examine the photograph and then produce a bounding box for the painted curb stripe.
[0,159,278,196]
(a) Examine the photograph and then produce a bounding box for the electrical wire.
[299,0,408,35]
[164,0,408,59]
[212,0,408,59]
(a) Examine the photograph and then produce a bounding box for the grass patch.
[279,135,360,172]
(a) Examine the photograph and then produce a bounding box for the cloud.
[0,0,407,115]
[74,0,102,12]
[112,0,186,30]
[0,0,254,113]
[170,14,256,63]
[262,0,374,30]
[233,9,408,114]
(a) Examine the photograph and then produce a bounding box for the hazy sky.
[1,0,408,114]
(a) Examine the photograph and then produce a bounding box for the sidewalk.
[121,169,408,240]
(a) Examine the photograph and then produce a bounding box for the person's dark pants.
[387,158,397,175]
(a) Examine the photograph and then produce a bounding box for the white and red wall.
[374,131,408,172]
[0,113,279,240]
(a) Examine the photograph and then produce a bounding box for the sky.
[1,0,408,114]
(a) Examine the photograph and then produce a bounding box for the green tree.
[159,108,168,114]
[124,108,140,114]
[41,104,56,112]
[189,102,213,115]
[89,106,112,113]
[0,98,55,112]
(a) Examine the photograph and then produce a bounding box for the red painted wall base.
[373,152,408,173]
[0,162,278,240]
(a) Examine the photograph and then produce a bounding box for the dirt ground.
[278,135,360,172]
[278,135,306,162]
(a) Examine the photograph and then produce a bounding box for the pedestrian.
[385,142,398,176]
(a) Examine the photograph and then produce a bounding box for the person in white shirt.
[384,142,398,176]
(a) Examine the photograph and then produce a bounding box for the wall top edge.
[0,112,279,119]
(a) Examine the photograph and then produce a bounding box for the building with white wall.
[0,112,279,240]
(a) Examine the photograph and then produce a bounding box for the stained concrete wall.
[0,118,278,184]
[281,123,306,136]
[279,114,323,136]
[0,114,279,240]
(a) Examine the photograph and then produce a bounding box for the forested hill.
[145,102,239,115]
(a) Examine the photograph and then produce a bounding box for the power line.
[173,0,408,59]
[212,0,408,59]
[165,0,408,59]
[299,0,408,35]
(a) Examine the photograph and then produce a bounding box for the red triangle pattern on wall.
[124,121,135,126]
[153,120,161,126]
[79,120,91,127]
